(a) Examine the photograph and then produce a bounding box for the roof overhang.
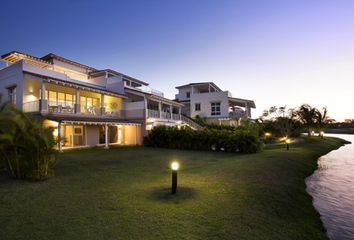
[175,82,222,92]
[2,51,52,69]
[228,97,256,108]
[24,72,127,99]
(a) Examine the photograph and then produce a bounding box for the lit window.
[195,103,201,111]
[211,102,221,116]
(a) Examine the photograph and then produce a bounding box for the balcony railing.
[23,101,39,112]
[48,100,75,114]
[80,105,100,116]
[161,112,171,119]
[172,113,181,120]
[147,109,160,118]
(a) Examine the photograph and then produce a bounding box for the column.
[170,105,173,120]
[40,81,48,112]
[134,125,137,145]
[58,121,63,153]
[75,89,80,114]
[144,97,148,119]
[179,107,182,120]
[100,94,105,116]
[191,85,194,94]
[245,102,251,118]
[104,124,109,149]
[158,102,162,119]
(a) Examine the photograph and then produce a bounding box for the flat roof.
[90,69,149,86]
[175,82,222,92]
[229,97,256,108]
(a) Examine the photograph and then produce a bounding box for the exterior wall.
[0,61,24,109]
[86,125,99,146]
[175,86,192,101]
[190,91,229,118]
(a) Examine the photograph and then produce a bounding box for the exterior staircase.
[181,115,204,130]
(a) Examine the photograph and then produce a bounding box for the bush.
[0,102,57,180]
[144,126,263,153]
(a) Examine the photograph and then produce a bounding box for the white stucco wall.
[190,91,229,118]
[0,61,24,109]
[175,86,192,101]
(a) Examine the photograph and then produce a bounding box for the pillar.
[134,125,137,145]
[75,89,80,114]
[40,81,48,113]
[179,106,182,120]
[104,124,109,149]
[158,102,162,119]
[170,105,173,119]
[144,97,148,119]
[100,94,105,116]
[58,121,63,153]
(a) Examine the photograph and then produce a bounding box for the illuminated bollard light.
[171,162,179,194]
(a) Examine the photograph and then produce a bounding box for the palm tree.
[316,107,328,134]
[296,104,317,136]
[0,95,57,180]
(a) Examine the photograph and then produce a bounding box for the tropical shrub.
[143,126,263,153]
[0,101,57,180]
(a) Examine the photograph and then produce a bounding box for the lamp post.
[285,138,290,150]
[171,162,179,194]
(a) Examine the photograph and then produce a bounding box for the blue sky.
[1,0,354,121]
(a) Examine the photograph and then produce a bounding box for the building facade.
[0,51,186,151]
[175,82,256,125]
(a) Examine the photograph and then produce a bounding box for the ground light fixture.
[285,138,291,150]
[171,161,179,194]
[320,131,324,139]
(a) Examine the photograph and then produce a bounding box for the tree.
[315,107,329,133]
[0,96,57,180]
[260,106,301,137]
[296,104,318,137]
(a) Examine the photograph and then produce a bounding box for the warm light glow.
[285,139,291,144]
[171,162,179,170]
[265,132,271,137]
[320,131,324,135]
[53,129,58,137]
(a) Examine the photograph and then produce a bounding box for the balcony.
[147,109,181,120]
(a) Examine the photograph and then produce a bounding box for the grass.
[0,137,348,240]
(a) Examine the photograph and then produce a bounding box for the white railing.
[172,113,181,120]
[181,115,204,130]
[147,109,160,118]
[23,101,39,112]
[161,112,171,119]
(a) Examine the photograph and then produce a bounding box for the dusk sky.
[1,0,354,121]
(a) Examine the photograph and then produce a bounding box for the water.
[306,134,354,240]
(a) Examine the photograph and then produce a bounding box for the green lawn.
[0,137,348,240]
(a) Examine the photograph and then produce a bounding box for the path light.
[265,132,271,137]
[285,138,291,151]
[171,161,179,194]
[320,131,324,139]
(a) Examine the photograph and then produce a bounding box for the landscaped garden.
[0,137,347,240]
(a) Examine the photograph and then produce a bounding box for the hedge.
[143,126,263,153]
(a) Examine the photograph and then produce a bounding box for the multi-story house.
[0,51,186,151]
[175,82,256,125]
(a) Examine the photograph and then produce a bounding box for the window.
[211,102,221,116]
[195,103,201,111]
[8,86,16,105]
[186,92,190,98]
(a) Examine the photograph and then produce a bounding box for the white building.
[0,51,192,150]
[175,82,255,125]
